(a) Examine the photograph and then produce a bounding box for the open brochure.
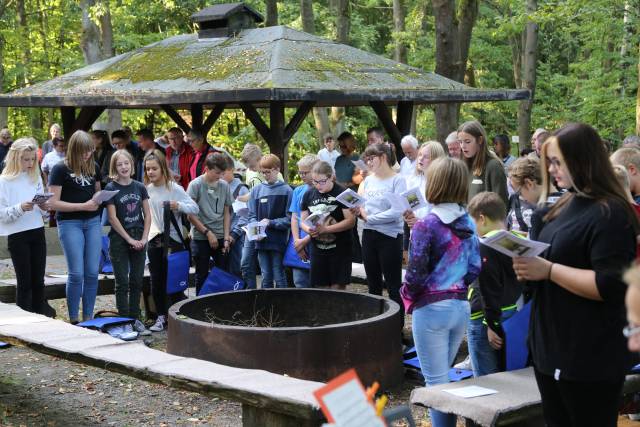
[32,193,54,204]
[242,218,269,241]
[387,187,428,213]
[232,200,248,216]
[480,230,549,258]
[336,188,366,208]
[92,190,119,204]
[351,159,368,172]
[303,211,330,229]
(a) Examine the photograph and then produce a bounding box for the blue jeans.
[468,310,516,377]
[257,250,287,288]
[228,234,245,280]
[412,299,470,427]
[241,238,257,289]
[58,217,102,322]
[292,268,310,288]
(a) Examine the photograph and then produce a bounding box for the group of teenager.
[2,117,640,426]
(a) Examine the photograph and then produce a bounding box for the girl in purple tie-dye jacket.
[399,157,480,427]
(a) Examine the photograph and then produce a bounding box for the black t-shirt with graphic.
[49,162,102,220]
[105,180,149,231]
[301,183,351,250]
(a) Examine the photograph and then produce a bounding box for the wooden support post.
[240,103,270,141]
[160,105,191,134]
[74,107,106,132]
[396,101,413,138]
[369,101,403,158]
[269,101,286,178]
[202,104,226,137]
[283,101,315,143]
[60,107,76,142]
[191,104,203,133]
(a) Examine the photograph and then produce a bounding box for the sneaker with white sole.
[453,355,472,370]
[133,319,152,336]
[149,316,166,332]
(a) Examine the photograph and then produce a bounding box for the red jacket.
[165,143,194,190]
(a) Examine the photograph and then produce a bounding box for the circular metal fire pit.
[167,288,403,386]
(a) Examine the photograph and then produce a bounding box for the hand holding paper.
[480,230,549,258]
[336,188,366,208]
[92,190,119,205]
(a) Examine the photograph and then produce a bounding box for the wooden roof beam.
[161,104,191,134]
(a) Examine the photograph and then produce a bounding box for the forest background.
[1,0,639,181]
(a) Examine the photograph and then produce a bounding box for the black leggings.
[8,227,46,314]
[148,235,186,317]
[534,367,624,427]
[361,229,404,326]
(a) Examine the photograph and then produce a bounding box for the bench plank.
[0,302,324,425]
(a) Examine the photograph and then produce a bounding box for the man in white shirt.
[41,137,66,182]
[446,131,461,158]
[317,133,340,169]
[399,134,419,178]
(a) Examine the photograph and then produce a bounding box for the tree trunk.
[456,0,478,83]
[517,0,538,149]
[620,0,633,98]
[80,0,103,64]
[266,0,278,27]
[636,42,640,135]
[432,0,461,143]
[17,0,41,133]
[393,0,407,64]
[100,1,120,132]
[331,0,350,137]
[301,0,328,145]
[0,34,6,127]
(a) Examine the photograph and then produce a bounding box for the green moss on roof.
[93,41,264,83]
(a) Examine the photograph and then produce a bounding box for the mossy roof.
[0,26,528,108]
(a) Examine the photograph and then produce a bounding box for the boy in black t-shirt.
[300,161,356,289]
[467,192,523,377]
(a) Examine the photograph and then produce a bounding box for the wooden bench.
[410,367,640,427]
[0,302,325,426]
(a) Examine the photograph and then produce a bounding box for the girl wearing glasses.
[352,143,407,321]
[513,123,638,427]
[300,161,355,289]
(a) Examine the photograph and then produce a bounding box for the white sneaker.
[149,316,166,332]
[133,319,152,336]
[454,355,472,370]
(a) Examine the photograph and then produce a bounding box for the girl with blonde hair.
[48,130,103,323]
[0,137,48,314]
[404,141,446,228]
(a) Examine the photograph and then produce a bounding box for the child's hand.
[349,206,361,217]
[487,328,503,350]
[169,200,179,210]
[207,232,219,249]
[314,222,327,235]
[21,201,35,212]
[403,210,417,228]
[293,238,307,252]
[83,200,100,211]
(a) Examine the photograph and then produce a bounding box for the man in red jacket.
[165,127,194,189]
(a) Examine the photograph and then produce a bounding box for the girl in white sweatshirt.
[143,150,198,332]
[0,138,47,313]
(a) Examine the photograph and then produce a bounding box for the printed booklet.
[480,230,549,258]
[336,188,366,208]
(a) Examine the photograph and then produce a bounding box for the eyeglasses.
[623,324,640,338]
[312,178,330,185]
[365,156,379,164]
[299,171,310,177]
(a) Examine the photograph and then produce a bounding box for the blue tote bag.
[198,267,245,296]
[163,202,190,295]
[503,301,532,371]
[283,230,311,270]
[99,235,113,274]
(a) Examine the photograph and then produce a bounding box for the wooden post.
[60,106,106,141]
[160,105,192,134]
[369,101,403,159]
[202,104,226,138]
[191,103,203,133]
[269,101,286,179]
[60,107,75,141]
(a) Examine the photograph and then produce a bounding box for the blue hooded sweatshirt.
[247,180,292,253]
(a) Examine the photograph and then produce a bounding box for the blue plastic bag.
[503,301,532,371]
[166,250,190,294]
[283,234,311,270]
[198,267,245,296]
[99,235,113,274]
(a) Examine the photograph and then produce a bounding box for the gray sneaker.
[133,319,151,336]
[453,355,472,370]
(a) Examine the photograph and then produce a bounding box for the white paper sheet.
[92,190,120,204]
[232,200,248,216]
[336,189,366,208]
[32,193,54,204]
[443,385,498,398]
[480,230,549,258]
[351,159,369,172]
[303,211,329,229]
[244,219,269,241]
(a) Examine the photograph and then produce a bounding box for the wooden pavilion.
[0,2,529,168]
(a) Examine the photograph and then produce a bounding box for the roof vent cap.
[191,2,264,39]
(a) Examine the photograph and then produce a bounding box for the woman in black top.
[513,123,638,427]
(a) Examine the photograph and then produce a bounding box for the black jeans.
[361,229,404,327]
[534,367,624,427]
[190,238,227,295]
[8,227,46,314]
[148,235,187,317]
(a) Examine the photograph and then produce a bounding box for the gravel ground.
[0,264,435,427]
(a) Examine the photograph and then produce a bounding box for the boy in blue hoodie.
[248,154,292,288]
